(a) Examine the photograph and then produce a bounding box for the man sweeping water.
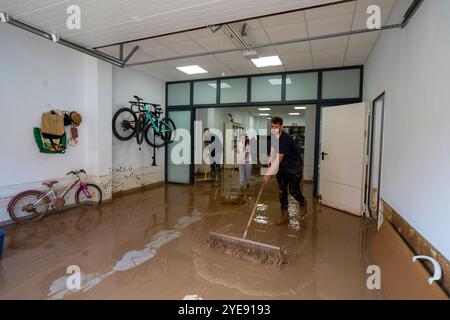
[264,117,307,225]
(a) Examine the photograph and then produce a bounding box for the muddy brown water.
[0,176,445,300]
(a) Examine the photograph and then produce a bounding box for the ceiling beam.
[1,14,124,67]
[125,23,401,67]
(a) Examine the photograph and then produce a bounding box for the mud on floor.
[0,177,429,300]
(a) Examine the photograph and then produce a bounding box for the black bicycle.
[112,95,176,148]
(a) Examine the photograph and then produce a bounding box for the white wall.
[364,0,450,259]
[0,23,113,224]
[112,67,166,193]
[0,24,165,224]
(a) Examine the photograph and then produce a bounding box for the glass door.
[166,110,194,184]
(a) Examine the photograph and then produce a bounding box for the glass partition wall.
[165,66,364,192]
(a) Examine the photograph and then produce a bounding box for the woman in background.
[237,134,252,191]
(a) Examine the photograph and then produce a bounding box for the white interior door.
[319,103,368,216]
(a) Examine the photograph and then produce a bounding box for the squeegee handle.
[242,183,265,239]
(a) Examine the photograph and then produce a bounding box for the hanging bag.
[34,128,67,154]
[41,111,65,137]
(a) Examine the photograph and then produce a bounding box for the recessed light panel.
[176,65,208,75]
[251,56,283,68]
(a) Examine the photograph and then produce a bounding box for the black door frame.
[367,92,386,220]
[166,66,365,189]
[165,108,196,185]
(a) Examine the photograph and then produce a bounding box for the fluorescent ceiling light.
[259,114,270,116]
[251,56,283,68]
[268,78,292,86]
[208,82,231,89]
[258,108,271,111]
[176,65,208,75]
[295,107,306,110]
[289,113,300,116]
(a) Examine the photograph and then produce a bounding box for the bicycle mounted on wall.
[112,95,176,165]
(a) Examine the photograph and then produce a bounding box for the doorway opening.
[194,105,317,188]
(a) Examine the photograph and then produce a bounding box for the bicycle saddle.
[42,181,58,187]
[134,95,143,102]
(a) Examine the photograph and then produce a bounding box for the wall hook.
[412,255,442,285]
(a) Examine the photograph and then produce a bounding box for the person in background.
[264,117,306,225]
[237,134,253,191]
[203,128,222,181]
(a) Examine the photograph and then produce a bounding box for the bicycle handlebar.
[66,169,86,176]
[129,101,161,108]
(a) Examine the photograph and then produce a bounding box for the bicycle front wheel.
[160,118,176,144]
[144,121,168,148]
[8,191,49,223]
[75,184,103,209]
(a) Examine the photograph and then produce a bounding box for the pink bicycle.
[7,169,102,223]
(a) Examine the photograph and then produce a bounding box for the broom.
[208,182,285,267]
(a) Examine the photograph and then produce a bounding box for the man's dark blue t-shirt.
[274,131,301,174]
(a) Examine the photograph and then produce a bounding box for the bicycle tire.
[75,184,103,209]
[144,122,167,148]
[8,191,49,224]
[160,118,177,144]
[112,107,138,141]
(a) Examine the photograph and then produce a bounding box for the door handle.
[321,152,328,161]
[412,255,442,285]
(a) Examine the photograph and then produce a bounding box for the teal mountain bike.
[112,95,176,148]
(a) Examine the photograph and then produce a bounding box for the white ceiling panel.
[310,35,348,51]
[265,22,308,42]
[1,0,341,47]
[312,48,346,62]
[346,45,373,58]
[195,35,237,51]
[307,14,353,37]
[274,42,311,55]
[344,55,367,66]
[280,52,313,65]
[259,11,305,28]
[139,46,178,59]
[244,29,271,44]
[166,41,208,55]
[348,32,381,47]
[214,51,246,62]
[305,2,355,21]
[314,58,345,69]
[156,33,193,45]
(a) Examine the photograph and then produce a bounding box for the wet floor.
[0,173,442,300]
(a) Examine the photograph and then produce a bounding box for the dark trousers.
[210,163,221,176]
[276,172,306,211]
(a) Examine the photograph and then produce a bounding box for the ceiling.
[107,0,398,81]
[0,0,342,47]
[1,0,400,81]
